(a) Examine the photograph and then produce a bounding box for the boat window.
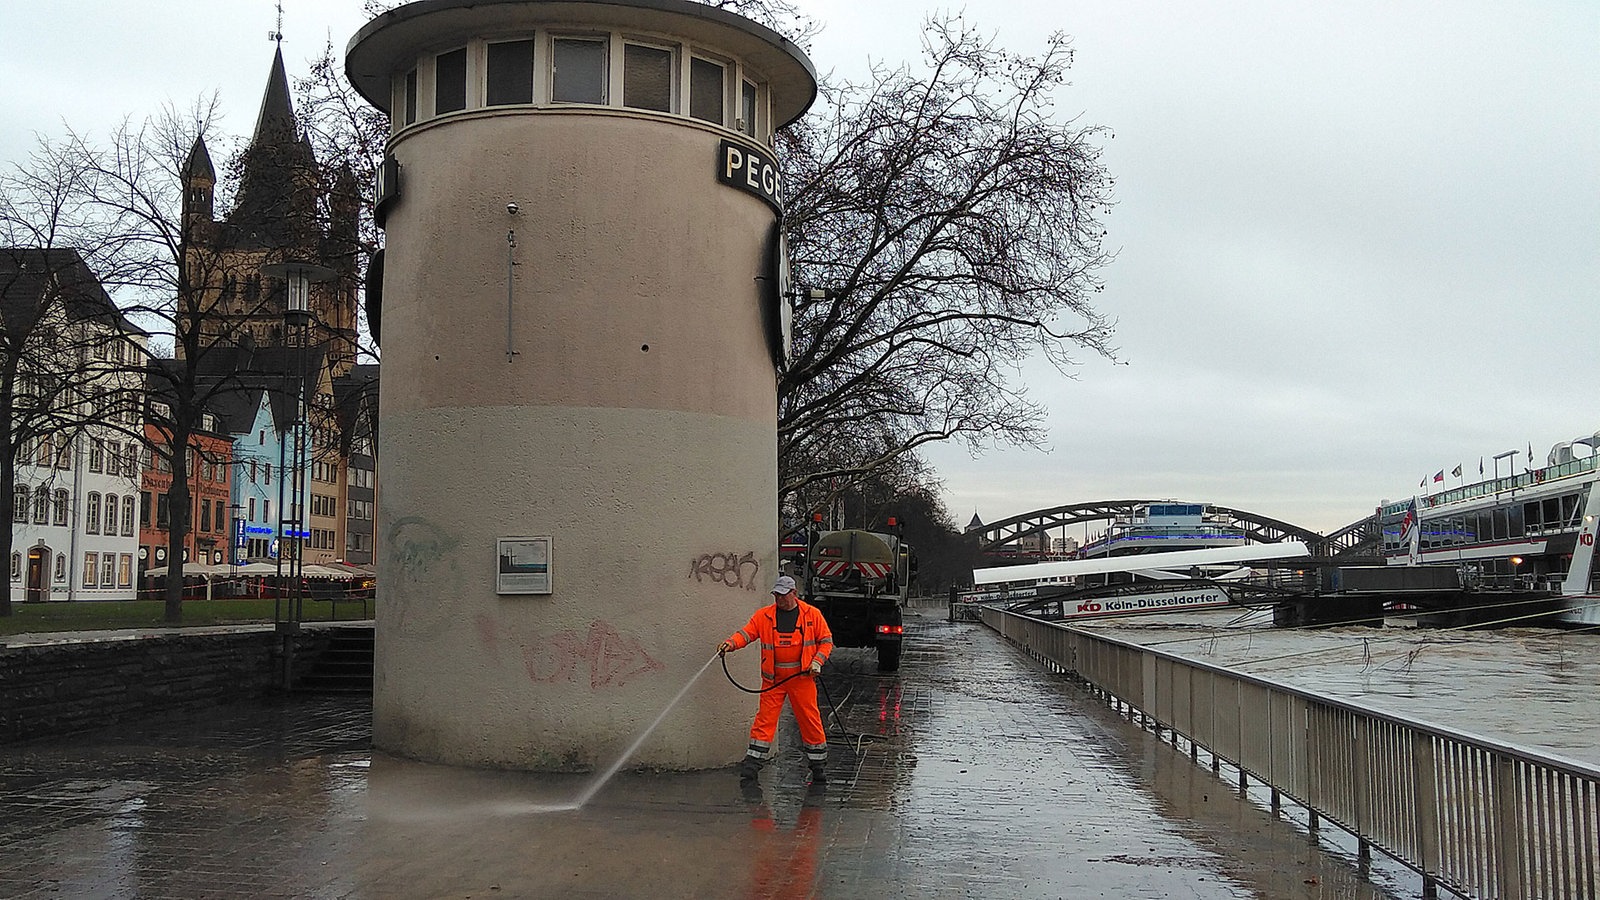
[1506,504,1524,539]
[1524,502,1542,534]
[1563,493,1582,527]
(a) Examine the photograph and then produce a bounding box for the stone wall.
[0,630,323,743]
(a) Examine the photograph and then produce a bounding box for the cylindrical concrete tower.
[346,0,815,770]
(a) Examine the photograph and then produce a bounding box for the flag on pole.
[1451,464,1463,478]
[1419,476,1427,488]
[1432,470,1445,483]
[1479,457,1484,476]
[1401,497,1420,566]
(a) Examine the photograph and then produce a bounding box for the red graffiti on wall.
[522,620,664,689]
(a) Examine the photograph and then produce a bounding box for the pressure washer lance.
[719,652,873,757]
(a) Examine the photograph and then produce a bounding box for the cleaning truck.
[799,519,915,672]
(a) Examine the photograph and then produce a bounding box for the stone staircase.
[295,627,374,694]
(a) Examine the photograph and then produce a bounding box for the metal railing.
[979,607,1600,899]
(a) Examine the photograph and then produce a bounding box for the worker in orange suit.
[719,575,833,784]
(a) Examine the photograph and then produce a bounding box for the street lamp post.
[262,259,333,690]
[227,502,244,597]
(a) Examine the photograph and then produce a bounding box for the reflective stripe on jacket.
[724,601,833,683]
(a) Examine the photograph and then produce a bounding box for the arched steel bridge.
[975,500,1379,559]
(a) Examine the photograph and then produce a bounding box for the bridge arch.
[974,500,1377,558]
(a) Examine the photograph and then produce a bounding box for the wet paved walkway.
[1,608,1420,898]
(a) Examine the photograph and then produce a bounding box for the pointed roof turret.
[966,512,984,532]
[183,136,215,184]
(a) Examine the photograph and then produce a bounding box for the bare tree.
[778,17,1117,519]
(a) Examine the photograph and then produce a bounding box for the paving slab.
[0,609,1419,898]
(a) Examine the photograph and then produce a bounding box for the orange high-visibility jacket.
[725,601,834,683]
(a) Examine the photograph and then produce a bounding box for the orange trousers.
[746,675,828,765]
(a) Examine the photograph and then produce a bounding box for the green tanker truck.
[801,521,915,672]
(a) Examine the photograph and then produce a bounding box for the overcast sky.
[3,1,1596,534]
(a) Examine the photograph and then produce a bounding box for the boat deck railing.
[1385,456,1599,518]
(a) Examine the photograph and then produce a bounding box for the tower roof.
[228,47,321,248]
[252,46,297,146]
[183,136,215,183]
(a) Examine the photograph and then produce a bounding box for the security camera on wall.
[507,202,519,215]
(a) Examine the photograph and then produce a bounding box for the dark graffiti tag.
[690,551,761,591]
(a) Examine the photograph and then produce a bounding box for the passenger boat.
[1375,431,1600,626]
[1078,502,1247,560]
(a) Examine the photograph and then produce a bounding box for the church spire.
[228,47,319,249]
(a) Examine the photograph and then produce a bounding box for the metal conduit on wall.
[978,607,1600,900]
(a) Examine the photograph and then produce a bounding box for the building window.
[740,79,758,137]
[435,47,468,114]
[123,496,136,536]
[200,500,211,533]
[623,43,673,112]
[12,486,26,523]
[249,497,257,520]
[265,464,271,486]
[552,37,607,104]
[690,57,725,124]
[213,501,224,533]
[36,433,53,466]
[102,555,116,589]
[54,553,65,582]
[53,489,69,526]
[156,494,169,529]
[33,486,49,524]
[487,39,535,106]
[118,554,133,588]
[89,440,105,473]
[403,68,418,125]
[104,494,119,536]
[83,552,98,587]
[140,491,152,526]
[86,492,101,533]
[54,438,71,470]
[9,552,18,580]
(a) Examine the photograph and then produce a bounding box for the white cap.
[771,575,797,595]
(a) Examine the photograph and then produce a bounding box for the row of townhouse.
[6,249,378,603]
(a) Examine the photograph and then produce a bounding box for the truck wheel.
[876,641,901,673]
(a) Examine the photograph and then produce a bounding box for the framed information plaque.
[496,536,552,595]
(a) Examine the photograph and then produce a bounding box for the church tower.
[182,46,359,377]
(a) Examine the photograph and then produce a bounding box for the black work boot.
[738,757,763,782]
[808,762,828,785]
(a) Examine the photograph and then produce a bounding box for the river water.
[1081,609,1600,768]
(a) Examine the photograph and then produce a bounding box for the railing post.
[1412,735,1441,899]
[1352,716,1372,858]
[1493,753,1523,900]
